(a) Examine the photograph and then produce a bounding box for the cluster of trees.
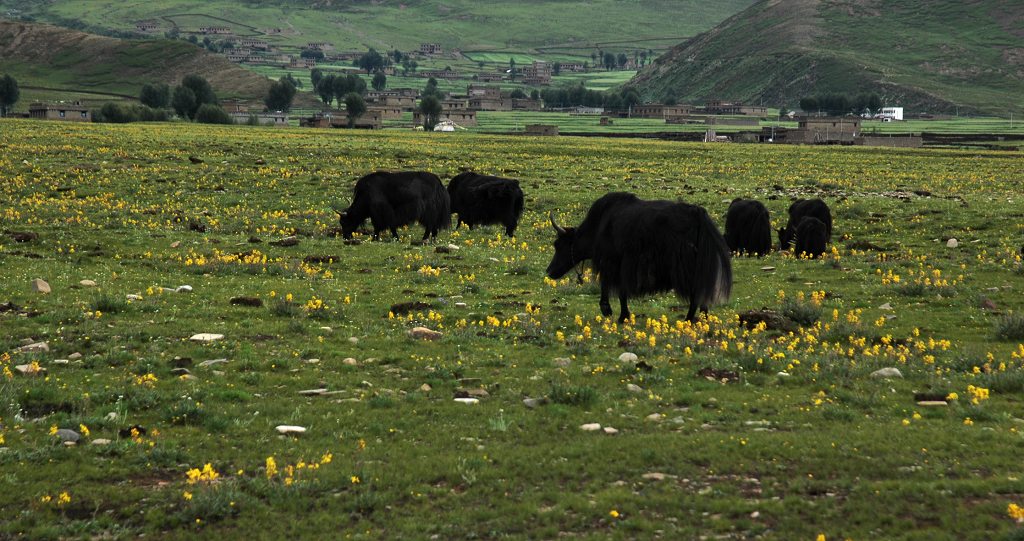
[265,75,298,112]
[0,74,20,117]
[799,92,883,116]
[96,74,232,124]
[540,83,641,110]
[589,49,652,71]
[417,78,443,131]
[311,70,368,108]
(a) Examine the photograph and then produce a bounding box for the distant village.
[14,20,921,148]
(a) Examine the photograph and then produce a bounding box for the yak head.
[777,227,793,250]
[335,207,360,239]
[545,212,580,279]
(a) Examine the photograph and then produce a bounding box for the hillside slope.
[0,19,273,103]
[0,0,754,54]
[629,0,1024,116]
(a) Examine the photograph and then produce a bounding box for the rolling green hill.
[1,0,754,57]
[629,0,1024,116]
[0,19,276,108]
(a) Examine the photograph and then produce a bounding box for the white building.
[880,107,904,121]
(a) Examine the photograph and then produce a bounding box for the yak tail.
[693,209,732,307]
[429,182,452,230]
[512,189,524,221]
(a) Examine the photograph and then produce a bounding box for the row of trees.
[590,49,652,71]
[540,83,641,110]
[800,93,884,116]
[312,71,368,108]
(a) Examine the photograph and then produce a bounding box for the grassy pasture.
[1,119,1024,539]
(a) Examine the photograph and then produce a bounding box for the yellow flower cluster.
[133,373,158,387]
[966,385,990,405]
[186,463,220,485]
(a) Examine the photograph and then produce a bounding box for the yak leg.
[599,281,613,317]
[505,222,516,237]
[686,293,699,322]
[617,292,631,324]
[390,227,399,239]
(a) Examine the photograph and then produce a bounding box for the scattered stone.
[79,279,97,287]
[946,238,959,248]
[642,472,674,481]
[15,364,45,375]
[760,266,776,272]
[456,388,490,399]
[917,400,948,407]
[553,357,572,368]
[348,337,359,344]
[455,302,467,308]
[176,285,193,293]
[16,341,48,353]
[275,425,306,435]
[646,413,664,422]
[55,429,80,443]
[52,359,69,365]
[341,358,358,366]
[420,384,432,392]
[31,278,51,294]
[523,397,548,409]
[170,241,181,248]
[91,439,111,446]
[63,441,77,447]
[618,352,638,363]
[299,388,327,396]
[697,367,739,382]
[776,372,791,377]
[879,303,893,310]
[270,236,299,247]
[190,333,224,342]
[626,383,643,394]
[230,296,263,307]
[744,420,772,427]
[68,352,82,360]
[126,294,143,301]
[453,398,479,405]
[750,511,761,519]
[408,327,442,341]
[980,299,998,311]
[870,367,903,379]
[603,427,619,435]
[580,423,602,431]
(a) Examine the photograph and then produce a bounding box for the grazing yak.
[336,171,450,240]
[447,172,524,237]
[778,198,832,251]
[546,192,732,323]
[724,198,772,256]
[792,216,829,258]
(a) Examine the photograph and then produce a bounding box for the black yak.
[336,171,450,240]
[778,198,832,250]
[447,172,524,237]
[546,192,732,323]
[724,198,772,256]
[793,216,829,258]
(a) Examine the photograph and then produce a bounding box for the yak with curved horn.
[546,192,732,322]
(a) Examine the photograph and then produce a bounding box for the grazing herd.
[336,171,833,321]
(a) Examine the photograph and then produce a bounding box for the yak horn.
[550,211,566,234]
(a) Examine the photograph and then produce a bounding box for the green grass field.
[2,119,1024,539]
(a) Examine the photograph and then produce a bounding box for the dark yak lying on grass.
[793,216,829,258]
[546,192,732,322]
[778,198,832,251]
[447,171,525,237]
[724,198,772,256]
[336,171,450,240]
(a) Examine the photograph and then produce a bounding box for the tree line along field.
[2,119,1024,539]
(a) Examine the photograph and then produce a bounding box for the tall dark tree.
[317,75,336,106]
[530,89,539,101]
[171,86,198,119]
[180,74,217,107]
[552,62,561,76]
[310,68,324,89]
[508,57,516,80]
[357,48,386,73]
[509,89,527,99]
[282,73,301,89]
[799,96,818,113]
[372,72,387,92]
[418,95,442,131]
[265,76,297,112]
[0,74,21,117]
[139,83,170,109]
[603,52,616,71]
[345,92,367,128]
[617,53,628,69]
[301,49,325,60]
[422,77,443,100]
